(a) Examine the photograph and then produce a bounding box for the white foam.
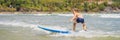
[0,21,36,27]
[99,14,120,18]
[49,30,120,38]
[0,21,44,31]
[33,14,52,16]
[58,14,73,16]
[33,14,73,17]
[33,14,59,16]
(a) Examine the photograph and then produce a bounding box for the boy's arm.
[71,15,77,21]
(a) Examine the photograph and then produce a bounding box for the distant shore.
[0,0,120,13]
[0,11,120,14]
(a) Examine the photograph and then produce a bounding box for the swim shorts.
[76,18,84,23]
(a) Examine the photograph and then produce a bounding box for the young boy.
[71,8,87,31]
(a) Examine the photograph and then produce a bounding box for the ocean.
[0,13,120,40]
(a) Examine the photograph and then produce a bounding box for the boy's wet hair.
[73,8,79,12]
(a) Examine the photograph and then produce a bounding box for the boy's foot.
[84,30,87,31]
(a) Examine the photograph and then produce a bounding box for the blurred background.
[0,0,120,40]
[0,0,119,13]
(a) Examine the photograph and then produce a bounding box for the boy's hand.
[70,19,76,23]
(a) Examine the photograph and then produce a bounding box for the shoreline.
[0,12,120,14]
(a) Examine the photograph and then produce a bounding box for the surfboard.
[38,26,70,34]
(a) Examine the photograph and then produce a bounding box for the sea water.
[0,13,120,40]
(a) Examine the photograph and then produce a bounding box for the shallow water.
[0,13,120,40]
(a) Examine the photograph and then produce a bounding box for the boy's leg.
[82,23,87,31]
[73,23,77,31]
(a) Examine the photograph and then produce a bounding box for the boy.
[71,8,87,31]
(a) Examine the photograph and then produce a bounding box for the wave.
[33,14,59,16]
[99,14,120,18]
[29,14,73,16]
[0,21,35,27]
[49,30,120,38]
[33,14,120,18]
[83,14,120,18]
[0,21,68,34]
[58,14,73,16]
[0,21,119,38]
[0,21,41,31]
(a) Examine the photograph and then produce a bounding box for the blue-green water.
[0,13,120,40]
